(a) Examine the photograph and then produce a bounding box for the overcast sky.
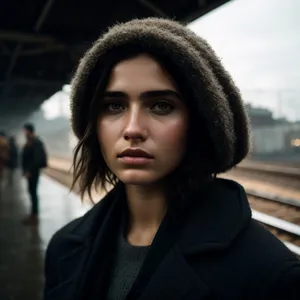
[42,0,300,121]
[188,0,300,120]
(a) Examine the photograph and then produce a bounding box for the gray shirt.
[106,219,150,300]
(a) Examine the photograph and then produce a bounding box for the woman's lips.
[117,148,154,165]
[118,156,153,165]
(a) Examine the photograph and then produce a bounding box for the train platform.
[0,171,90,300]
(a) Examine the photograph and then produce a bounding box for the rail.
[252,210,300,256]
[237,161,300,179]
[246,189,300,208]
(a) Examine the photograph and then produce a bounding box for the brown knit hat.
[70,18,251,173]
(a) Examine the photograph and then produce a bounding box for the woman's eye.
[105,102,125,113]
[151,102,174,114]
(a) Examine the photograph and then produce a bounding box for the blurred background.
[0,0,299,299]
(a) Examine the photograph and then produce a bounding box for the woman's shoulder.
[240,219,295,257]
[244,219,299,262]
[241,220,300,298]
[228,219,299,294]
[46,212,90,258]
[265,259,300,299]
[180,179,299,298]
[182,218,300,298]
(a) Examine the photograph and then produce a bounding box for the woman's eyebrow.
[102,91,128,99]
[140,90,181,100]
[102,90,181,100]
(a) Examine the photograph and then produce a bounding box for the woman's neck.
[125,184,167,246]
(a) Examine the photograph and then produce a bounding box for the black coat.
[21,137,47,173]
[44,179,300,300]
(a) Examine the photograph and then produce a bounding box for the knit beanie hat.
[70,18,250,173]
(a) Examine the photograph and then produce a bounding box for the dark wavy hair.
[70,18,250,207]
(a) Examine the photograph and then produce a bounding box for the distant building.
[246,104,300,155]
[246,104,274,127]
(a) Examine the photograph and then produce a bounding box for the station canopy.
[0,0,229,130]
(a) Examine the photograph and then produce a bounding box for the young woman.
[44,18,300,300]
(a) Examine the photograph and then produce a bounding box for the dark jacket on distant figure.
[7,139,18,169]
[21,137,47,174]
[44,179,300,300]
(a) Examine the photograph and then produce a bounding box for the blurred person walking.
[21,123,48,225]
[7,136,19,184]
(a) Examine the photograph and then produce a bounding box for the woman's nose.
[123,109,147,142]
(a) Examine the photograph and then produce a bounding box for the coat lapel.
[45,236,92,300]
[125,192,193,300]
[75,189,126,300]
[138,245,210,300]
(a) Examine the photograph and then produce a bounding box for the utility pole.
[277,90,282,119]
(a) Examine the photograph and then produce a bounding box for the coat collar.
[177,178,252,255]
[65,178,251,245]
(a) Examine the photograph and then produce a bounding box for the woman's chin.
[117,170,162,186]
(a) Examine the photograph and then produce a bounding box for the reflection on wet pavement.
[0,172,90,300]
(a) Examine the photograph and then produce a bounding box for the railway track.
[45,160,300,256]
[248,193,300,256]
[238,160,300,180]
[227,168,300,194]
[223,166,300,256]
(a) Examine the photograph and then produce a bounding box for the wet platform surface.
[0,171,90,300]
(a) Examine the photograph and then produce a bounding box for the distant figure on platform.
[21,123,48,225]
[7,136,19,184]
[0,131,9,185]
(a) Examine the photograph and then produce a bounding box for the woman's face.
[97,54,189,186]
